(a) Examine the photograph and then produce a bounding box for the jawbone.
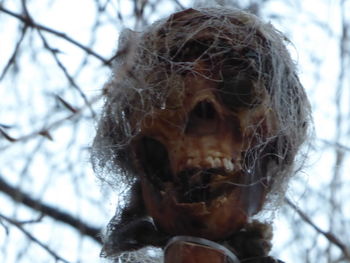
[141,177,248,240]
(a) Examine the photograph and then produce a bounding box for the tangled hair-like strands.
[91,7,311,208]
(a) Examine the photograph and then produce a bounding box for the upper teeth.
[184,157,235,172]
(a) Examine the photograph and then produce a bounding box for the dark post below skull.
[91,7,311,263]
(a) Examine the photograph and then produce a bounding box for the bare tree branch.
[0,24,28,81]
[0,175,102,244]
[37,29,96,118]
[0,95,101,148]
[56,96,78,114]
[0,6,111,66]
[319,139,350,152]
[173,0,185,10]
[0,128,17,142]
[0,213,73,263]
[285,197,350,260]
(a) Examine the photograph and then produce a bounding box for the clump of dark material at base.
[103,210,284,262]
[92,5,311,263]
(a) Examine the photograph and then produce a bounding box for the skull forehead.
[141,25,270,122]
[155,8,269,56]
[141,9,271,96]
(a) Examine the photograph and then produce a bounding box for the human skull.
[132,53,278,239]
[92,7,310,243]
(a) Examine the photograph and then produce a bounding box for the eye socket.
[218,73,261,110]
[171,38,213,62]
[136,137,172,186]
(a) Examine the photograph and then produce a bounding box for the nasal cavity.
[193,100,216,119]
[185,100,219,135]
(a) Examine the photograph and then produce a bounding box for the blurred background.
[0,0,349,262]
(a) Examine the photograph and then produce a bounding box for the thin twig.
[0,128,17,142]
[285,197,350,260]
[0,6,111,66]
[0,213,73,263]
[56,95,78,113]
[319,138,350,152]
[37,30,96,118]
[173,0,185,10]
[0,95,101,148]
[0,25,28,80]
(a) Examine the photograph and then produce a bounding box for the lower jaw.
[156,189,248,239]
[176,186,235,207]
[172,175,242,205]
